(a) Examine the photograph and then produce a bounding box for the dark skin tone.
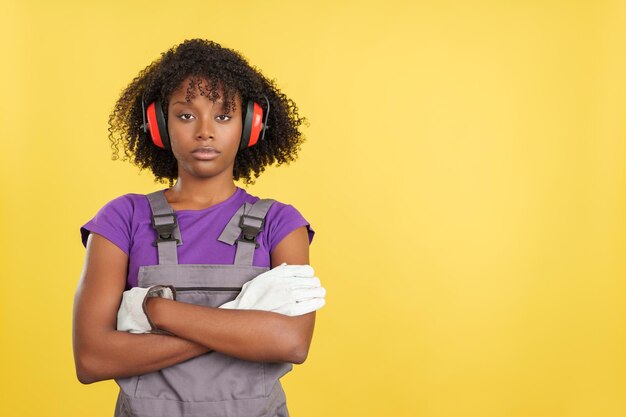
[72,78,316,384]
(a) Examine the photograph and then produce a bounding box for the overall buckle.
[238,214,264,248]
[151,213,180,246]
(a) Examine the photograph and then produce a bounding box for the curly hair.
[107,39,307,186]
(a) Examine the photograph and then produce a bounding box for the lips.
[192,146,221,161]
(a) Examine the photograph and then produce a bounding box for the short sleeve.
[80,195,134,255]
[265,203,315,253]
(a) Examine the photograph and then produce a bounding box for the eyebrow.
[172,99,226,106]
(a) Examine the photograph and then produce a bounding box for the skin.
[72,77,316,384]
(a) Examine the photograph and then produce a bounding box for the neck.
[167,170,238,208]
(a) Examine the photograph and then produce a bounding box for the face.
[167,77,243,180]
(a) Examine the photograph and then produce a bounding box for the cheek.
[167,121,192,145]
[167,128,190,161]
[222,124,243,150]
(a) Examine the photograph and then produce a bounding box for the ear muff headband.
[143,93,269,152]
[145,100,171,151]
[239,101,256,150]
[248,102,264,148]
[146,102,163,149]
[240,96,270,150]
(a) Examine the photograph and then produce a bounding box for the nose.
[196,115,215,140]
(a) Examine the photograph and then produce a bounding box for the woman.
[73,38,326,417]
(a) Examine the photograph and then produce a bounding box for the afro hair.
[107,38,307,186]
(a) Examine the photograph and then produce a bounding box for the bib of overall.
[113,190,293,417]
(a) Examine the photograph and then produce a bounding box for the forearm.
[74,330,208,384]
[146,298,313,363]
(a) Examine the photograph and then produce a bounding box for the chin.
[190,166,234,179]
[179,159,235,179]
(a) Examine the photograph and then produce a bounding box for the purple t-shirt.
[80,187,314,288]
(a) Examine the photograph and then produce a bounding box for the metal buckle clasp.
[238,214,264,248]
[151,213,180,246]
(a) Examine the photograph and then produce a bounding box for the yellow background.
[1,0,625,416]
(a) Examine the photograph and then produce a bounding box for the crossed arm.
[72,227,315,384]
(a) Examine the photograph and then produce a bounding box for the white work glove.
[219,263,326,316]
[117,285,176,334]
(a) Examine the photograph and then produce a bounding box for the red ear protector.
[141,94,270,152]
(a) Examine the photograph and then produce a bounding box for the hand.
[117,285,176,334]
[219,263,326,316]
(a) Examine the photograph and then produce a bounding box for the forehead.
[170,76,240,103]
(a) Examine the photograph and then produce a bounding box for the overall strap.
[146,191,183,265]
[218,199,275,266]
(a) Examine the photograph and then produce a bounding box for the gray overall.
[113,190,293,417]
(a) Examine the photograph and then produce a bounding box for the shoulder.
[100,192,148,212]
[80,192,153,253]
[90,193,153,224]
[239,189,306,223]
[238,189,315,251]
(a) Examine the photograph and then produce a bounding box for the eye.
[216,115,231,122]
[177,113,194,121]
